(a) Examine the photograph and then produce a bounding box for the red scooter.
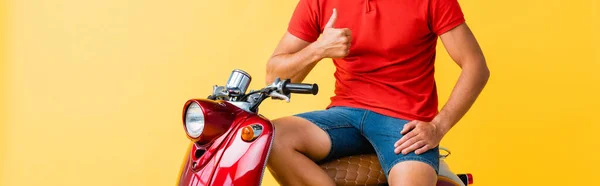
[177,69,474,186]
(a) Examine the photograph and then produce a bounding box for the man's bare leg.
[267,116,335,186]
[388,161,437,186]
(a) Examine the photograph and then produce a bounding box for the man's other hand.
[394,120,445,155]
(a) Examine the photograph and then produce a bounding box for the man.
[265,0,489,185]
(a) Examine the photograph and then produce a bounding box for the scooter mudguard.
[179,114,274,186]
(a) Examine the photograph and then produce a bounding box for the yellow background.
[1,0,598,185]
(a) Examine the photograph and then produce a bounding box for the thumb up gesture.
[316,8,352,59]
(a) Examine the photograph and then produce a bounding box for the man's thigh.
[361,111,440,177]
[292,106,374,162]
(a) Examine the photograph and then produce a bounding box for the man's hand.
[394,120,445,155]
[314,8,352,59]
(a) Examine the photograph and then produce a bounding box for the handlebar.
[209,72,319,112]
[283,82,319,95]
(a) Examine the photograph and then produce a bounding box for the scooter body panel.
[178,100,274,186]
[209,115,274,186]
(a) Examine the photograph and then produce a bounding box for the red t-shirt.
[288,0,465,121]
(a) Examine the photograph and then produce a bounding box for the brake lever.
[268,91,290,103]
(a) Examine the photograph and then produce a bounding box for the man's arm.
[395,23,490,155]
[266,9,351,84]
[432,23,490,133]
[265,32,321,84]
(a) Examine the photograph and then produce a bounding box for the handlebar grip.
[283,83,319,95]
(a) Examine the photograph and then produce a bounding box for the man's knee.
[269,116,331,160]
[388,161,437,186]
[270,116,311,152]
[269,117,297,153]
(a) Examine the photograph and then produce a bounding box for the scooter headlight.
[184,102,205,138]
[182,99,235,144]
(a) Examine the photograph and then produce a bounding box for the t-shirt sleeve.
[429,0,466,36]
[287,0,321,42]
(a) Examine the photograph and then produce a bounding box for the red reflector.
[467,173,473,184]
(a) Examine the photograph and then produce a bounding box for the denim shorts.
[294,106,439,176]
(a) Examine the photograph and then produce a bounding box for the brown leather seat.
[319,154,387,186]
[319,153,463,186]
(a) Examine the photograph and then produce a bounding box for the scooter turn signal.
[241,124,263,142]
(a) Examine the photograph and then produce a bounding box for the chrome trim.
[258,125,275,186]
